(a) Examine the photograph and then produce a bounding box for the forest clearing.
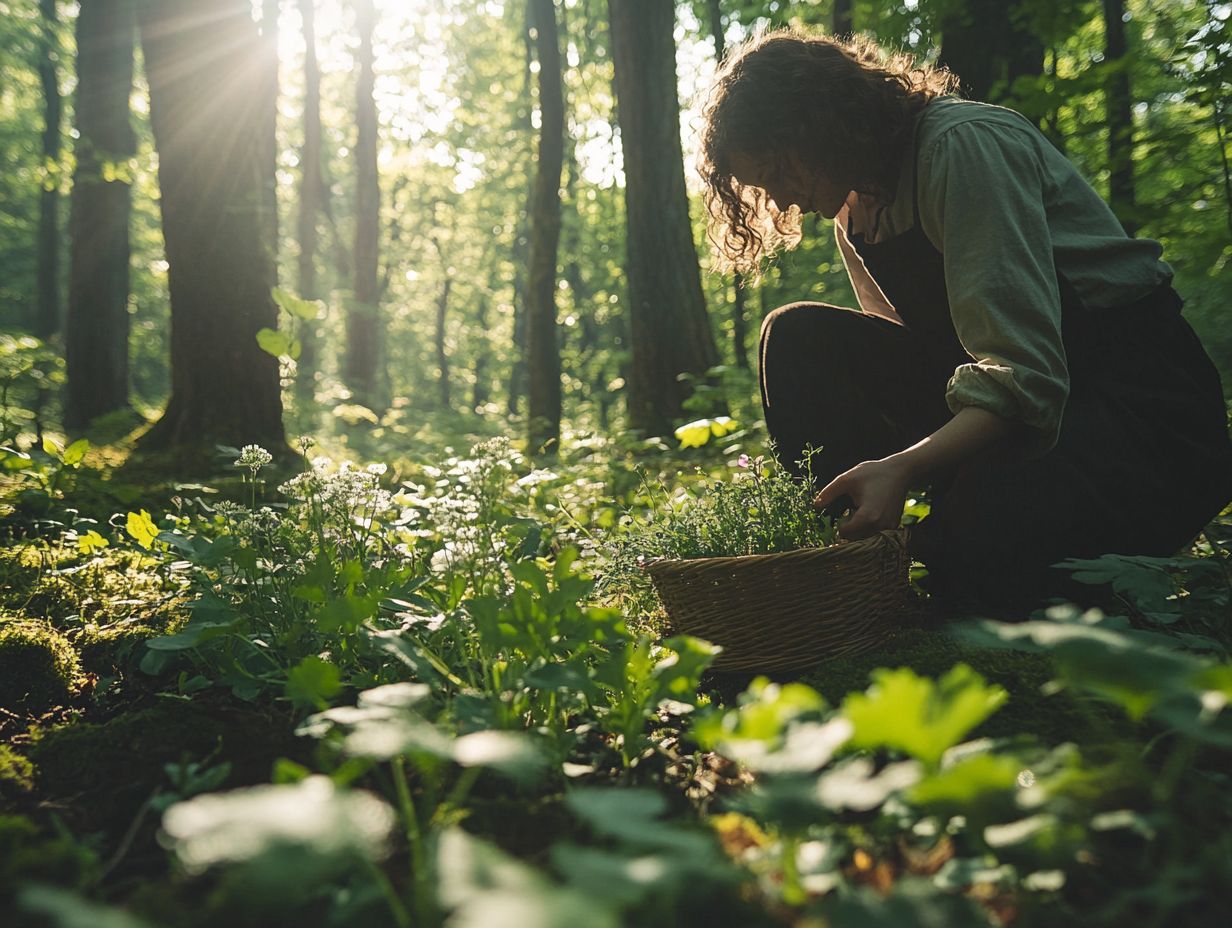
[2,1,1232,926]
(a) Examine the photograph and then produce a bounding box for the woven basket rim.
[643,526,908,575]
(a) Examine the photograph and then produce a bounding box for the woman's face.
[729,150,851,219]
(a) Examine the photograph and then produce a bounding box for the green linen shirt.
[835,96,1172,456]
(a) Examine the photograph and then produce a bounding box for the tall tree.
[345,0,382,411]
[705,0,749,370]
[34,0,62,339]
[135,0,284,452]
[260,0,280,249]
[506,6,536,417]
[608,0,721,436]
[526,0,565,452]
[833,0,853,36]
[295,0,324,402]
[65,0,135,430]
[1103,0,1136,234]
[435,276,452,410]
[939,0,1044,104]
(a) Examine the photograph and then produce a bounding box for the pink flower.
[737,454,751,469]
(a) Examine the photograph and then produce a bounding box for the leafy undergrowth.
[1,430,1230,928]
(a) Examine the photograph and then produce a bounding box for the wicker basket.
[646,528,915,672]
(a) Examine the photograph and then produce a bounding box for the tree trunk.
[526,0,564,453]
[506,7,535,417]
[705,0,749,370]
[65,0,135,430]
[939,0,1044,104]
[295,0,323,402]
[473,294,491,410]
[608,0,721,436]
[35,0,62,340]
[1103,0,1136,235]
[435,278,451,410]
[832,0,853,36]
[135,0,285,453]
[261,0,280,250]
[346,0,382,412]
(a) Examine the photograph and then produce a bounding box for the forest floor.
[2,424,1230,928]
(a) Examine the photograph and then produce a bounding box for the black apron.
[762,104,1232,613]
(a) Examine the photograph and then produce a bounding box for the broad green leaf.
[453,731,545,781]
[438,829,620,928]
[162,776,394,884]
[821,877,990,926]
[342,711,454,762]
[437,827,547,909]
[272,286,325,321]
[285,656,342,710]
[652,635,720,701]
[566,788,718,856]
[42,434,62,456]
[18,886,153,928]
[357,682,432,709]
[62,438,90,466]
[815,757,922,811]
[256,327,301,360]
[694,677,828,747]
[908,753,1022,816]
[842,665,1007,767]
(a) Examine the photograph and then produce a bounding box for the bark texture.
[346,0,382,411]
[832,0,853,36]
[939,0,1044,104]
[66,0,135,429]
[35,0,62,339]
[135,0,284,452]
[295,0,323,401]
[526,0,565,453]
[435,277,451,410]
[608,0,720,436]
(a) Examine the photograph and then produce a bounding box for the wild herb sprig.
[599,453,838,620]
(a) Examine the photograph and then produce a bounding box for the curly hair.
[698,29,960,277]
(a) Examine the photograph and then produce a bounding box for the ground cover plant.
[1,427,1230,928]
[4,1,1232,925]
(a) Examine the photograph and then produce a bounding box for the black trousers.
[759,294,1232,614]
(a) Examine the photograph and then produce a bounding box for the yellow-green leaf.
[272,287,325,322]
[62,438,90,467]
[842,664,1008,768]
[673,416,739,449]
[126,509,160,550]
[256,327,300,360]
[77,529,109,555]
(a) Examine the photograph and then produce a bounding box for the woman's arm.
[813,406,1013,540]
[834,203,903,325]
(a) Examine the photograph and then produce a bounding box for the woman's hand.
[813,407,1016,541]
[813,458,913,540]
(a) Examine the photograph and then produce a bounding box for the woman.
[698,30,1232,613]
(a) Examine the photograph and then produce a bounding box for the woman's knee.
[759,301,862,364]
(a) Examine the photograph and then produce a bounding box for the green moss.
[0,621,82,712]
[797,627,1126,744]
[20,573,88,623]
[0,814,99,897]
[31,700,301,833]
[4,545,184,636]
[75,622,165,677]
[0,744,35,795]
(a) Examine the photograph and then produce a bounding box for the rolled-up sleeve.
[916,121,1070,457]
